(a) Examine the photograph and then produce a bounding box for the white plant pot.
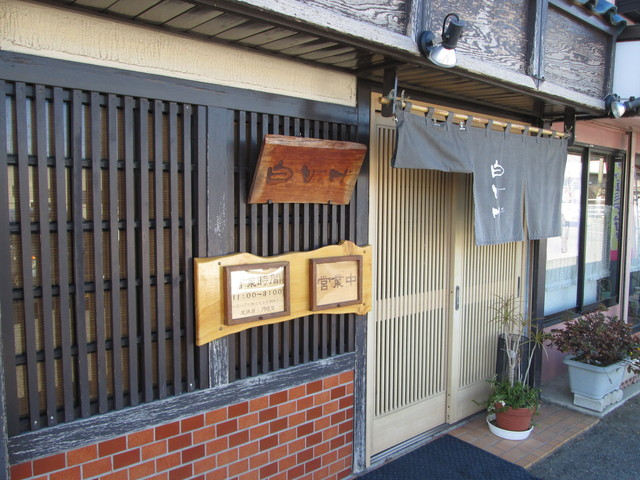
[486,414,533,440]
[563,356,625,400]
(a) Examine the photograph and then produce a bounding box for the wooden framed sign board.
[194,241,371,345]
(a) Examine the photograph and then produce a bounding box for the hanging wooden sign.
[194,241,371,345]
[247,134,367,205]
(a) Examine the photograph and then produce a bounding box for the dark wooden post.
[207,107,236,387]
[381,67,397,118]
[527,0,548,88]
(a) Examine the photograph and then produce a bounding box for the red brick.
[312,466,330,480]
[279,453,297,472]
[205,409,227,425]
[229,429,250,447]
[260,434,279,451]
[129,459,156,479]
[100,470,128,480]
[155,452,181,472]
[314,416,330,431]
[288,385,306,400]
[147,474,169,480]
[206,437,228,456]
[270,391,288,406]
[10,462,33,480]
[297,447,314,464]
[345,406,354,420]
[193,425,217,444]
[216,419,238,437]
[99,437,127,457]
[338,396,353,410]
[271,473,287,480]
[337,467,351,479]
[306,406,323,421]
[206,466,229,480]
[330,411,346,425]
[269,445,288,462]
[238,469,260,480]
[250,396,270,412]
[270,418,288,434]
[278,400,297,417]
[194,456,217,475]
[330,436,346,450]
[129,429,155,448]
[228,401,249,418]
[296,397,314,411]
[249,451,269,470]
[287,464,305,480]
[338,371,353,384]
[279,428,297,444]
[181,414,205,433]
[82,457,112,478]
[297,423,314,437]
[339,421,352,435]
[239,440,259,458]
[323,401,340,416]
[228,458,249,477]
[289,411,307,427]
[168,433,193,452]
[216,447,239,466]
[306,432,323,447]
[314,390,332,406]
[156,422,180,441]
[67,444,98,467]
[249,423,270,440]
[113,448,141,470]
[330,386,346,400]
[323,426,339,441]
[288,437,306,454]
[260,462,278,478]
[182,444,205,463]
[238,412,260,430]
[320,448,337,465]
[169,464,193,480]
[306,381,323,395]
[323,375,340,390]
[259,406,278,423]
[142,440,168,460]
[51,466,81,480]
[33,453,66,475]
[305,457,322,474]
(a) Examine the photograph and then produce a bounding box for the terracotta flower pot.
[494,406,535,432]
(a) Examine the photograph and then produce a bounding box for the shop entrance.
[366,103,526,458]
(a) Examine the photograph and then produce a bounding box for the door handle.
[455,286,460,311]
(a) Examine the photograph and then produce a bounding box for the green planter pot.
[563,356,625,400]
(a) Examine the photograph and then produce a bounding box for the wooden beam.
[528,0,549,89]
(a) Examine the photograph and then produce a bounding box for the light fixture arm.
[418,13,465,69]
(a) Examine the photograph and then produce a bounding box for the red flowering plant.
[550,309,640,374]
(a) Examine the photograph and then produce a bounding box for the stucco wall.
[0,0,356,106]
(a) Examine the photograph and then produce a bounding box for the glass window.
[627,156,640,332]
[544,148,624,317]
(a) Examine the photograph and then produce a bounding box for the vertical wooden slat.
[16,83,40,429]
[124,95,139,407]
[138,98,153,403]
[71,89,90,418]
[182,104,195,391]
[169,102,181,395]
[154,100,167,398]
[0,81,19,435]
[90,92,108,414]
[194,105,209,388]
[35,85,56,426]
[52,88,75,423]
[107,94,123,411]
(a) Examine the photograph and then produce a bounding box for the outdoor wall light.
[419,13,465,68]
[605,94,640,118]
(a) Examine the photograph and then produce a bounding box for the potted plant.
[550,309,640,409]
[481,296,548,439]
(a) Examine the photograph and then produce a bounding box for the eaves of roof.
[573,0,628,32]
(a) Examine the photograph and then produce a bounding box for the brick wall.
[9,371,354,480]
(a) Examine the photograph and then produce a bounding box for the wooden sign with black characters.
[248,135,367,205]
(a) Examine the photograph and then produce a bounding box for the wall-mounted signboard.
[247,135,367,205]
[225,262,290,325]
[194,241,371,345]
[310,256,362,311]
